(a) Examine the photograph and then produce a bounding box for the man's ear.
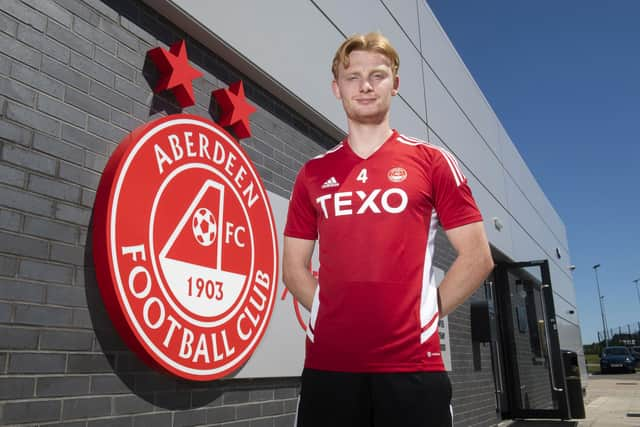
[331,79,342,100]
[392,75,400,96]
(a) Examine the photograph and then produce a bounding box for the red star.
[212,81,256,139]
[147,40,203,108]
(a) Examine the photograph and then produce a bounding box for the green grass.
[585,354,600,364]
[585,353,600,374]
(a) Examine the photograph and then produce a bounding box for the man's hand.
[282,236,318,311]
[438,222,494,316]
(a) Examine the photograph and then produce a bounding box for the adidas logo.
[321,177,339,189]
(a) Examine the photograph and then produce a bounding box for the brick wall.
[0,0,331,425]
[0,0,499,426]
[435,232,500,427]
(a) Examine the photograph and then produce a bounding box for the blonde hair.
[331,32,400,79]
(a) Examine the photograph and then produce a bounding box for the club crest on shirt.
[387,167,407,183]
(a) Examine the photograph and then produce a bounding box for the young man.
[283,32,494,427]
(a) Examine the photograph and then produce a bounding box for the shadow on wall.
[84,214,225,409]
[141,54,182,117]
[139,55,224,130]
[84,215,297,409]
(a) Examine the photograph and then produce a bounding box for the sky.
[426,0,640,345]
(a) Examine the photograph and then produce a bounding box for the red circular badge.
[387,167,407,183]
[92,114,278,380]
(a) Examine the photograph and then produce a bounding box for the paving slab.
[498,372,640,427]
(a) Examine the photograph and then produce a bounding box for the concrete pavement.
[498,371,640,427]
[578,371,640,426]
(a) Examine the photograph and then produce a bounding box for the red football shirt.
[284,131,482,372]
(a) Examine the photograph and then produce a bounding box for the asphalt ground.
[498,371,640,427]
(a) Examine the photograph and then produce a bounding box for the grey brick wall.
[0,0,498,426]
[0,0,316,425]
[435,233,500,427]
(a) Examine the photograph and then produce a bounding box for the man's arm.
[282,236,317,311]
[438,221,494,316]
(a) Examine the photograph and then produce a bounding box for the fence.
[597,322,640,346]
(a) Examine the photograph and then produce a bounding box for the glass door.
[494,260,569,419]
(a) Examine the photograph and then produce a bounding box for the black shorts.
[296,368,452,427]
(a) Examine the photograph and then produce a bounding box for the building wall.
[435,234,499,427]
[0,0,316,425]
[0,0,502,426]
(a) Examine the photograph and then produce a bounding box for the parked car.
[631,346,640,363]
[600,346,637,373]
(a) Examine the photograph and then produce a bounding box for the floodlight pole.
[593,264,609,347]
[633,278,640,307]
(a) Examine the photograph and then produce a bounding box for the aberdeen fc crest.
[93,114,278,380]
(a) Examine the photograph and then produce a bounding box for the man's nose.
[359,79,373,92]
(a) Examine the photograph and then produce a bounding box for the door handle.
[540,286,564,393]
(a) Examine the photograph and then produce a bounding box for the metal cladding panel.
[169,0,347,131]
[234,191,307,378]
[417,0,500,159]
[423,66,507,207]
[529,183,568,254]
[389,98,429,141]
[382,0,421,48]
[509,215,546,262]
[507,182,575,305]
[468,174,514,258]
[505,165,570,273]
[430,133,513,257]
[507,177,558,259]
[519,174,566,255]
[554,293,580,329]
[313,0,427,123]
[548,258,578,311]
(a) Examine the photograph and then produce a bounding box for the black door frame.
[494,260,570,420]
[484,275,509,416]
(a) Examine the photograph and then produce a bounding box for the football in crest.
[192,207,217,246]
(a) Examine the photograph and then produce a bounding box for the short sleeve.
[284,164,318,240]
[431,149,483,230]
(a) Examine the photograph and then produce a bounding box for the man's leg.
[297,368,372,427]
[370,371,452,427]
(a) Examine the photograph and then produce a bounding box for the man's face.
[332,50,399,125]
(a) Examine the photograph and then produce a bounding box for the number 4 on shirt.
[356,168,368,184]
